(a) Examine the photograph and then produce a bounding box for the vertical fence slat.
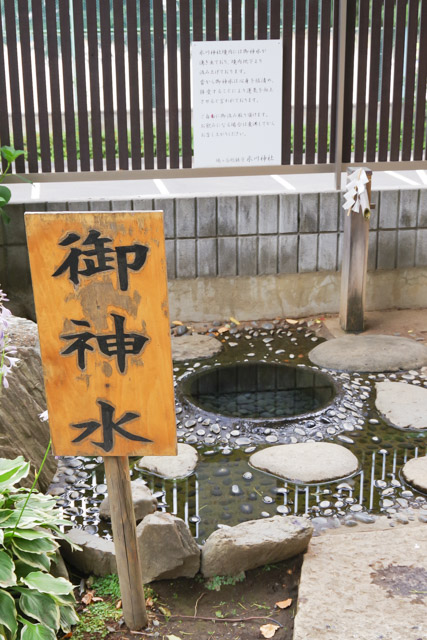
[245,0,255,39]
[306,0,318,164]
[58,0,77,171]
[232,0,242,39]
[318,0,331,163]
[113,0,129,169]
[354,0,369,162]
[219,0,229,39]
[0,7,10,165]
[31,0,51,172]
[206,0,216,40]
[4,0,25,172]
[167,0,180,167]
[180,0,192,167]
[342,0,356,163]
[100,0,116,171]
[258,0,268,39]
[153,0,167,169]
[378,0,395,161]
[329,0,340,162]
[127,0,141,170]
[46,0,64,172]
[193,0,203,41]
[294,0,305,164]
[281,0,293,165]
[390,0,407,160]
[366,0,382,162]
[18,0,38,172]
[402,0,418,160]
[140,0,154,170]
[270,0,281,39]
[414,0,427,160]
[86,0,103,171]
[73,0,90,171]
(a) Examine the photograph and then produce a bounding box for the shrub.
[0,455,79,639]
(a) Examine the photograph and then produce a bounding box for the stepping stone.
[309,335,427,372]
[294,524,427,640]
[171,333,222,361]
[249,443,359,484]
[402,456,427,493]
[137,443,198,478]
[375,381,427,430]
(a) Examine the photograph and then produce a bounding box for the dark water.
[182,362,335,419]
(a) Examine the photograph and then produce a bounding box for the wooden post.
[104,456,148,630]
[339,167,372,332]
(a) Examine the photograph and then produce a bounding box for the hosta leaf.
[14,562,36,581]
[22,572,73,596]
[19,619,55,640]
[0,624,9,640]
[12,548,50,572]
[0,589,17,637]
[4,530,52,542]
[0,550,16,588]
[12,537,57,555]
[59,605,79,632]
[19,590,60,632]
[0,530,4,545]
[0,459,30,491]
[51,591,76,606]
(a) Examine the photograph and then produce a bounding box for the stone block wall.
[1,187,426,319]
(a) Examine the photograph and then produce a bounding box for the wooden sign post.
[25,211,177,630]
[340,167,372,332]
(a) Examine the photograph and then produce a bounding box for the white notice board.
[192,40,283,168]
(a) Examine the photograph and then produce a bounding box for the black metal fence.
[0,0,426,177]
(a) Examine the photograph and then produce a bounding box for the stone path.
[375,381,427,429]
[137,443,198,478]
[402,456,427,493]
[171,333,223,361]
[309,334,427,372]
[294,523,427,640]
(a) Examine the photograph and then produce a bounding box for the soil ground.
[72,555,302,640]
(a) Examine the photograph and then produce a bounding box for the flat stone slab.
[250,443,359,484]
[294,524,427,640]
[171,333,222,362]
[201,515,313,577]
[402,456,427,492]
[309,334,427,372]
[375,381,427,430]
[136,443,198,478]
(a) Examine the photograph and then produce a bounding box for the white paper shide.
[342,169,371,219]
[192,40,283,168]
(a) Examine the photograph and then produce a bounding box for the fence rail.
[1,0,426,182]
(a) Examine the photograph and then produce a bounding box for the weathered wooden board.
[25,211,176,457]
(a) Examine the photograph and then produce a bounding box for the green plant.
[204,572,246,591]
[0,455,79,639]
[0,146,27,224]
[71,601,122,640]
[91,574,121,601]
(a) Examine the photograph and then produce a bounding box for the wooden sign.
[25,211,177,458]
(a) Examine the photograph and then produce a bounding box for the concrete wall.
[2,187,426,320]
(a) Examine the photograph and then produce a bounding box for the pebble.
[263,496,274,504]
[276,505,290,514]
[235,437,251,446]
[394,513,409,524]
[231,484,243,496]
[214,467,230,477]
[242,472,253,480]
[240,504,253,515]
[344,519,358,527]
[353,512,376,524]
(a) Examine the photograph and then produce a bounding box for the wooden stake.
[340,167,372,332]
[103,456,148,630]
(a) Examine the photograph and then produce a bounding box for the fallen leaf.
[217,326,229,334]
[285,318,298,325]
[275,598,292,609]
[145,597,154,608]
[260,623,280,638]
[158,604,171,618]
[115,599,122,609]
[81,590,102,605]
[172,320,183,325]
[229,316,240,325]
[166,635,182,640]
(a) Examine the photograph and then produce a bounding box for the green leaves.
[19,590,60,632]
[22,572,73,596]
[58,605,79,632]
[0,458,30,491]
[19,619,56,640]
[0,146,24,164]
[0,589,17,638]
[0,185,11,208]
[0,550,16,588]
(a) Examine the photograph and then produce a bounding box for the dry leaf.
[285,318,298,325]
[172,320,183,325]
[81,590,100,605]
[166,635,182,640]
[229,316,240,325]
[158,604,171,618]
[217,326,229,334]
[275,598,292,609]
[260,623,280,638]
[145,597,154,608]
[116,599,122,609]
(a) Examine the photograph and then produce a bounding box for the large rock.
[60,528,117,577]
[402,456,427,492]
[136,512,200,582]
[375,381,427,430]
[250,443,359,483]
[201,515,313,577]
[99,478,157,521]
[0,316,56,491]
[171,333,222,361]
[309,334,427,372]
[137,443,198,478]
